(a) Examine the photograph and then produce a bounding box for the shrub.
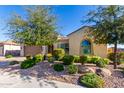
[9,61,19,65]
[90,56,101,64]
[102,58,110,65]
[80,55,91,64]
[21,59,36,69]
[107,52,123,63]
[63,55,75,65]
[48,57,55,63]
[46,53,54,62]
[95,58,106,68]
[5,54,13,58]
[120,52,124,63]
[47,53,52,58]
[79,73,105,88]
[120,52,124,58]
[67,65,78,74]
[53,64,64,72]
[32,54,44,63]
[73,55,80,63]
[26,55,32,60]
[53,48,65,61]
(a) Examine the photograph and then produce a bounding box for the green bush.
[5,54,13,58]
[79,73,105,88]
[73,55,80,63]
[53,64,64,72]
[107,52,124,63]
[63,55,75,65]
[47,53,52,58]
[67,65,78,74]
[80,55,91,64]
[47,53,54,62]
[120,52,124,63]
[26,55,32,60]
[48,57,55,63]
[21,59,36,69]
[9,61,19,65]
[120,52,124,59]
[53,48,65,61]
[102,58,110,65]
[90,56,101,64]
[95,58,106,68]
[33,54,44,63]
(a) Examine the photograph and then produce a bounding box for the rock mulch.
[102,65,124,88]
[0,61,124,88]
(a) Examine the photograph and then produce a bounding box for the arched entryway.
[80,40,91,55]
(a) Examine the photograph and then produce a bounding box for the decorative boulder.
[78,66,95,74]
[96,68,112,77]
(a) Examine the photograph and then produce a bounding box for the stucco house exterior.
[54,26,107,58]
[22,26,107,58]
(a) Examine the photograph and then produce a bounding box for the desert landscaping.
[0,51,124,88]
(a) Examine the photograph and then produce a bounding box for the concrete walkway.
[0,71,83,88]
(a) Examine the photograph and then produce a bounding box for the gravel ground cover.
[0,58,124,88]
[103,64,124,88]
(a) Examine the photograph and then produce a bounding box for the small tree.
[7,6,58,46]
[84,6,124,69]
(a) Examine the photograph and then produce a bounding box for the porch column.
[42,46,48,55]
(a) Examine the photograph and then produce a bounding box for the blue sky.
[0,5,97,40]
[0,5,123,48]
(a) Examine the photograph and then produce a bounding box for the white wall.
[20,45,24,56]
[0,46,3,56]
[3,45,21,56]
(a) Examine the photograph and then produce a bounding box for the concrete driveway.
[0,56,26,62]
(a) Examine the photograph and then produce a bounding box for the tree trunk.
[113,42,117,69]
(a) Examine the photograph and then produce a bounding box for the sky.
[0,5,97,40]
[0,5,123,48]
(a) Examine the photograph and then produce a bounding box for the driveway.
[0,56,26,62]
[0,57,83,88]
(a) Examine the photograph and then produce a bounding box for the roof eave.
[67,26,92,37]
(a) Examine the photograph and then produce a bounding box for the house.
[108,47,124,53]
[54,26,107,58]
[21,26,107,58]
[0,41,21,56]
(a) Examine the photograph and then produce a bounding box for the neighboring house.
[21,26,107,58]
[108,47,124,53]
[0,41,21,56]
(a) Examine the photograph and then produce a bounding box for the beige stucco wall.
[68,27,90,55]
[93,44,107,58]
[68,27,107,58]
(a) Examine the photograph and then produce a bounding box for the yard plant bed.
[0,61,124,88]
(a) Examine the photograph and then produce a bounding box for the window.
[81,40,91,55]
[58,43,69,53]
